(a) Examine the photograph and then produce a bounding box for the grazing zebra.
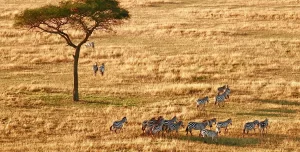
[151,118,165,136]
[143,116,164,135]
[216,118,232,133]
[167,121,184,135]
[85,42,95,48]
[217,85,228,95]
[186,121,209,136]
[203,118,217,129]
[259,118,269,136]
[201,128,220,142]
[110,117,127,133]
[196,96,209,110]
[162,116,177,132]
[215,91,227,107]
[243,120,259,137]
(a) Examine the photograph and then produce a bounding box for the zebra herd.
[109,85,270,142]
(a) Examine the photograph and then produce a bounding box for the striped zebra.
[259,118,269,136]
[243,120,259,137]
[142,117,156,133]
[143,116,164,135]
[150,118,165,136]
[201,128,220,142]
[215,91,227,107]
[203,118,217,129]
[224,87,231,99]
[110,117,127,133]
[186,121,209,136]
[92,62,98,76]
[167,121,184,135]
[216,118,232,133]
[162,116,177,132]
[217,85,228,95]
[196,96,209,110]
[85,42,95,48]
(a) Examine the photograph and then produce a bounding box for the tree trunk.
[73,47,80,101]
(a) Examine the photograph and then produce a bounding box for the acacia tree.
[14,0,129,101]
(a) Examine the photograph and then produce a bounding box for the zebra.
[224,87,231,99]
[143,116,164,135]
[201,128,220,142]
[162,116,177,132]
[215,91,227,107]
[92,62,98,76]
[110,117,127,133]
[259,118,269,136]
[85,42,95,48]
[99,63,105,76]
[216,118,232,134]
[203,118,217,129]
[167,121,184,135]
[186,121,209,136]
[217,85,228,95]
[142,117,156,133]
[150,118,165,136]
[243,120,259,137]
[196,96,209,110]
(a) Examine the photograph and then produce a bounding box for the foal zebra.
[110,117,127,133]
[215,91,227,107]
[201,128,220,142]
[259,118,269,136]
[216,118,232,133]
[85,42,95,48]
[243,120,259,137]
[186,121,210,136]
[167,121,184,135]
[196,96,209,110]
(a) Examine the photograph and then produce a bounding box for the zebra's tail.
[243,128,245,134]
[185,126,189,133]
[110,125,113,131]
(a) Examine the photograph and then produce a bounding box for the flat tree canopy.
[14,0,130,101]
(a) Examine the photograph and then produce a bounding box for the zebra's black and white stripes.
[110,117,127,133]
[85,42,95,48]
[216,118,232,133]
[186,121,209,136]
[243,120,259,137]
[215,91,227,107]
[259,118,269,136]
[201,128,220,141]
[167,121,184,135]
[196,96,209,110]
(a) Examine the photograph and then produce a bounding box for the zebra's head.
[253,120,259,126]
[211,118,217,124]
[122,117,127,123]
[228,118,232,125]
[206,96,209,103]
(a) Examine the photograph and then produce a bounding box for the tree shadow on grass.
[168,135,260,147]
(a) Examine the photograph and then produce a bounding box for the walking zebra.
[196,96,209,110]
[243,120,259,137]
[215,91,227,107]
[216,118,232,133]
[224,87,231,99]
[85,42,95,48]
[259,118,269,136]
[217,85,228,95]
[162,116,177,132]
[92,62,98,76]
[167,121,184,135]
[150,118,165,136]
[186,121,210,136]
[201,128,220,142]
[203,118,217,129]
[110,117,127,133]
[143,116,164,135]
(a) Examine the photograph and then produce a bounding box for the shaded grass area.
[255,108,297,114]
[83,95,140,107]
[172,136,259,147]
[257,99,300,106]
[236,112,282,117]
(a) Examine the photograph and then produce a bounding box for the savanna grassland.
[1,0,300,151]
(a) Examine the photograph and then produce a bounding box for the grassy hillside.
[0,0,299,151]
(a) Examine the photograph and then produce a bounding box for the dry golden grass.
[1,0,300,151]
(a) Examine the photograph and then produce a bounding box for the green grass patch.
[258,99,300,106]
[83,95,140,107]
[30,92,71,106]
[236,112,282,117]
[255,108,296,114]
[173,136,259,147]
